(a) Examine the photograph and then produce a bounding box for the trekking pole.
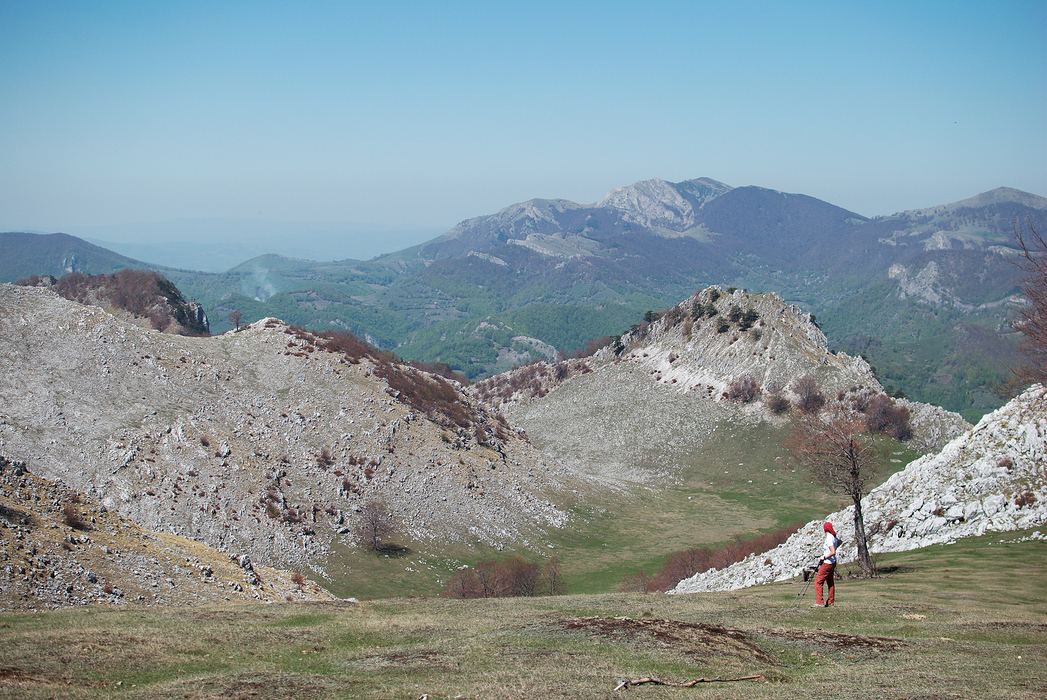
[789,563,816,608]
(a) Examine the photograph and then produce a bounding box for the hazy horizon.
[2,2,1044,249]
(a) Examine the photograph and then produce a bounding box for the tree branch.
[614,674,761,690]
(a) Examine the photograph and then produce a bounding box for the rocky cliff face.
[672,385,1047,593]
[0,284,583,576]
[594,177,730,231]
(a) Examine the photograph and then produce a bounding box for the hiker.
[815,521,840,607]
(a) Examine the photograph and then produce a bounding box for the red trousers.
[815,562,835,605]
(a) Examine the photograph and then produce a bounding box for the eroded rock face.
[673,385,1047,593]
[0,284,583,575]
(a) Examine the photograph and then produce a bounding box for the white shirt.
[822,532,839,564]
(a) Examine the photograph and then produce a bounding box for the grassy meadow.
[2,528,1043,699]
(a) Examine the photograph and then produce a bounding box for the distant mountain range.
[3,177,1045,420]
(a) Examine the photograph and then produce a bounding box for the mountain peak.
[595,177,731,231]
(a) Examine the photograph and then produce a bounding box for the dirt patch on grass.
[765,629,903,650]
[0,665,113,691]
[560,616,776,665]
[350,648,455,673]
[760,627,906,660]
[149,671,335,699]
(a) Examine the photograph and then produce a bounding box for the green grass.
[1,528,1043,698]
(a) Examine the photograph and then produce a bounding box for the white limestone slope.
[673,385,1047,593]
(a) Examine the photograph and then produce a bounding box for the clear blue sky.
[2,1,1045,239]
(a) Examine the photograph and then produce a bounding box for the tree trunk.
[851,493,874,575]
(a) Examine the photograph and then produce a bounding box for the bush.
[63,502,88,531]
[764,392,791,414]
[442,555,562,598]
[738,309,759,331]
[617,571,652,594]
[725,375,761,403]
[316,447,335,469]
[863,394,912,440]
[792,374,825,414]
[645,523,803,592]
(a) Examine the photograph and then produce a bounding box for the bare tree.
[227,309,244,331]
[1011,221,1047,389]
[542,556,566,596]
[354,500,398,552]
[792,374,826,414]
[786,406,877,575]
[618,571,652,594]
[443,567,481,599]
[497,556,541,597]
[473,561,499,598]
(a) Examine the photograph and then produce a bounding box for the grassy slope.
[1,528,1043,699]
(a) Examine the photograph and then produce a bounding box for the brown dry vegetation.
[283,325,509,445]
[32,270,210,336]
[620,523,803,593]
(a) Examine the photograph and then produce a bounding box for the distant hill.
[0,231,170,282]
[5,180,1045,419]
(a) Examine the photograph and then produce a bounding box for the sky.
[2,1,1045,264]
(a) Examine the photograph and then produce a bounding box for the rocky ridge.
[672,385,1047,593]
[473,287,969,486]
[0,284,585,577]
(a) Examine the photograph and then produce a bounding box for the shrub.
[791,374,825,414]
[726,375,761,403]
[764,392,791,414]
[63,502,88,530]
[442,555,560,598]
[738,309,759,331]
[1015,491,1037,508]
[646,523,803,592]
[863,394,912,440]
[617,571,652,594]
[316,447,335,469]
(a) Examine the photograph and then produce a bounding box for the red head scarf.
[823,522,836,535]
